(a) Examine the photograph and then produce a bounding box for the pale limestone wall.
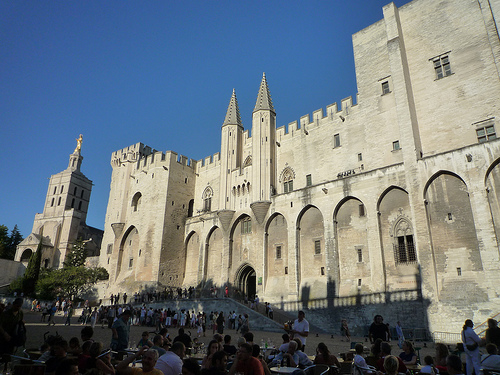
[97,0,500,335]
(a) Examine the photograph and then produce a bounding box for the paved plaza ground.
[20,308,437,365]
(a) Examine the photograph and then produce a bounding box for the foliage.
[63,238,87,267]
[0,224,22,260]
[36,266,109,300]
[8,276,24,293]
[22,238,43,295]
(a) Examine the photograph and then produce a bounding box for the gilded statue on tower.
[74,134,83,154]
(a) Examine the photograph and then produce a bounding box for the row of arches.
[184,168,498,300]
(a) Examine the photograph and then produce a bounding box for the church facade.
[98,0,499,333]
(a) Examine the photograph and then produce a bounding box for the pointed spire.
[253,72,275,113]
[223,88,243,127]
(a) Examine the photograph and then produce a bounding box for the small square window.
[107,244,113,254]
[434,55,452,79]
[276,245,282,259]
[334,134,341,148]
[358,279,362,286]
[393,140,400,150]
[359,204,365,217]
[358,153,362,161]
[314,240,321,255]
[284,267,288,275]
[382,81,390,95]
[457,267,462,276]
[321,267,325,275]
[476,124,496,143]
[306,174,312,187]
[129,258,134,268]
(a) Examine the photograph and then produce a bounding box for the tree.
[22,238,43,295]
[36,266,109,300]
[0,224,24,260]
[63,238,86,267]
[0,225,9,259]
[7,225,23,260]
[35,238,109,300]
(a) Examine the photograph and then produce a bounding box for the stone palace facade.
[21,0,500,334]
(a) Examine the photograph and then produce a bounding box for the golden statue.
[74,134,83,154]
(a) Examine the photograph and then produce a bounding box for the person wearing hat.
[111,309,132,351]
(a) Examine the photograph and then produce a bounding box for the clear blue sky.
[0,0,412,238]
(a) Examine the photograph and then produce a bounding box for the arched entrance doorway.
[236,264,256,300]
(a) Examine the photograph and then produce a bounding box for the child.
[420,355,438,375]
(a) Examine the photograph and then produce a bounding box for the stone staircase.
[143,298,285,332]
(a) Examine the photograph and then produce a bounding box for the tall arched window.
[202,187,213,212]
[280,167,295,193]
[132,192,142,212]
[393,218,416,264]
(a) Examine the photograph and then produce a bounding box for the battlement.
[275,96,358,140]
[133,150,197,171]
[196,152,221,172]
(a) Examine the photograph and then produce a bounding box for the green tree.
[0,225,9,259]
[36,266,109,300]
[6,225,23,260]
[22,238,43,295]
[63,238,87,267]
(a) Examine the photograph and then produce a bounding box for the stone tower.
[15,135,103,268]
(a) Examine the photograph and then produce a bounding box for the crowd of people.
[2,296,500,375]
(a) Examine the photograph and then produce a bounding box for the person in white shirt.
[291,311,309,352]
[481,344,500,372]
[462,319,483,375]
[155,342,185,375]
[353,343,374,375]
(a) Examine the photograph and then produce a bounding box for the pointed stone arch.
[333,196,369,295]
[243,155,252,168]
[424,170,482,300]
[117,225,139,279]
[264,212,288,297]
[184,231,200,286]
[229,214,253,276]
[204,226,223,284]
[296,205,325,300]
[234,262,257,299]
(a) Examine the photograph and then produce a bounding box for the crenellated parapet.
[111,143,156,167]
[275,95,358,141]
[196,152,221,173]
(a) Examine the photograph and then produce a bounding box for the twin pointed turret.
[223,89,243,128]
[253,72,275,113]
[223,73,275,127]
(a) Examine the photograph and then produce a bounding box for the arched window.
[243,155,252,168]
[132,192,142,212]
[74,186,77,195]
[202,187,213,212]
[280,167,295,193]
[393,218,416,264]
[71,198,75,208]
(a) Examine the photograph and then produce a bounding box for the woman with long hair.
[201,339,222,369]
[461,319,482,375]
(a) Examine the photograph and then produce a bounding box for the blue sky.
[0,0,412,238]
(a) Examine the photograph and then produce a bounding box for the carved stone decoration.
[111,223,125,238]
[217,210,235,231]
[250,201,271,224]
